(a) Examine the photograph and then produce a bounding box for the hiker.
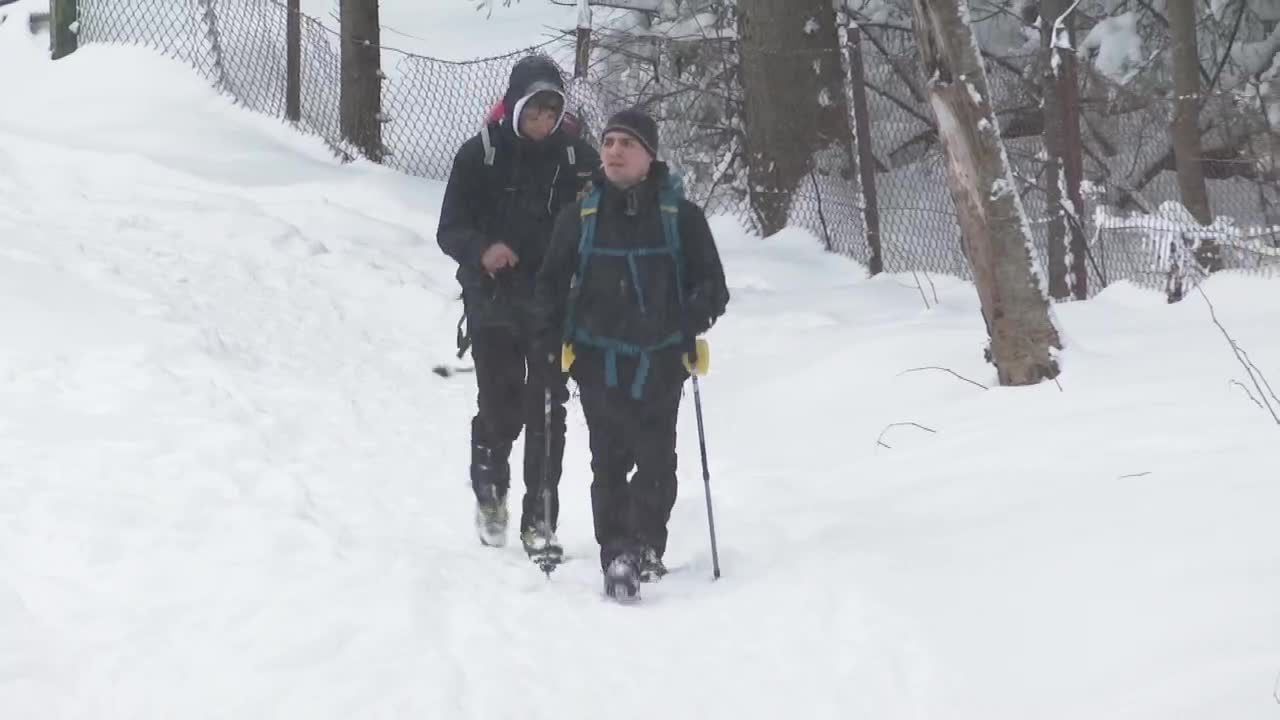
[437,55,600,568]
[534,108,729,599]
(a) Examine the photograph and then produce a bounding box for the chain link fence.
[75,0,1280,298]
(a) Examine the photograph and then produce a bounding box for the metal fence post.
[286,0,301,123]
[50,0,78,60]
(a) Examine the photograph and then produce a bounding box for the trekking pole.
[690,373,721,580]
[540,384,555,579]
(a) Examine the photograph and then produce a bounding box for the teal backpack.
[563,173,687,400]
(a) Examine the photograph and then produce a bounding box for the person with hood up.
[437,55,600,569]
[534,108,729,600]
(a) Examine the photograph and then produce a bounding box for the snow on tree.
[909,0,1063,385]
[738,0,858,236]
[580,0,747,216]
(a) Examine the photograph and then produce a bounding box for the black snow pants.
[469,325,569,531]
[578,380,683,571]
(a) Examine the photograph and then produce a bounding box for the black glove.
[532,334,563,380]
[684,287,715,337]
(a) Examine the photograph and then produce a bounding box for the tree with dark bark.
[738,0,857,236]
[341,0,383,161]
[1040,0,1088,300]
[1169,0,1212,227]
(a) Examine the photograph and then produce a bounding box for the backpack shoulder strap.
[563,185,604,342]
[480,125,496,167]
[658,175,686,307]
[575,186,602,275]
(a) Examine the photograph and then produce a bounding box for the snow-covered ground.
[3,4,1280,718]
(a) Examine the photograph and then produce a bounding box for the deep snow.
[2,4,1280,718]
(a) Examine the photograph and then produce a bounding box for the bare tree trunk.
[1169,0,1212,226]
[1040,0,1087,300]
[1167,0,1222,297]
[1061,35,1089,300]
[574,0,591,79]
[909,0,1062,386]
[738,0,856,236]
[848,27,884,275]
[340,0,383,161]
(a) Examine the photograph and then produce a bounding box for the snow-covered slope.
[3,6,1279,719]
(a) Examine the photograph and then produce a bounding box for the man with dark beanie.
[534,107,730,600]
[437,55,599,569]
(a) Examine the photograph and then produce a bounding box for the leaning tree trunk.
[738,0,857,237]
[340,0,383,162]
[909,0,1062,386]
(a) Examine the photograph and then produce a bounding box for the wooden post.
[50,0,78,60]
[574,0,592,79]
[847,25,883,276]
[286,0,301,123]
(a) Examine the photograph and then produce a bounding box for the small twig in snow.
[1118,471,1152,479]
[899,366,989,390]
[1230,380,1265,411]
[923,271,940,306]
[875,422,938,450]
[909,270,931,309]
[1238,345,1280,408]
[1195,286,1280,425]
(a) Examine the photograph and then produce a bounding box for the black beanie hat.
[603,108,659,158]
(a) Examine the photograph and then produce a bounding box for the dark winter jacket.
[535,163,730,394]
[436,108,599,333]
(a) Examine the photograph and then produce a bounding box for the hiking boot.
[474,485,508,547]
[604,552,641,602]
[521,522,564,569]
[639,546,667,583]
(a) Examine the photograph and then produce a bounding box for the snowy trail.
[3,18,1280,720]
[0,39,913,720]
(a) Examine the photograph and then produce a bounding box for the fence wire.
[75,0,1280,299]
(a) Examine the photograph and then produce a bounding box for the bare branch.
[1230,380,1265,411]
[864,78,935,130]
[1238,346,1280,408]
[898,367,990,390]
[851,22,928,103]
[1206,0,1247,95]
[875,422,939,450]
[908,271,932,309]
[1195,285,1280,425]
